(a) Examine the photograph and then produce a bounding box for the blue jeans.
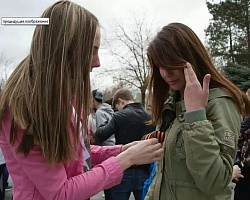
[112,168,149,200]
[0,164,6,200]
[3,166,9,189]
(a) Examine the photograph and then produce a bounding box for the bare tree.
[104,18,155,106]
[103,81,125,102]
[0,52,13,91]
[0,78,4,92]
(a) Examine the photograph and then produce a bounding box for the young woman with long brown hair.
[145,22,250,200]
[0,1,163,199]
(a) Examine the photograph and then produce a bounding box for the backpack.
[142,162,156,200]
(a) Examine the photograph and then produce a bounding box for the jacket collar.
[123,102,142,110]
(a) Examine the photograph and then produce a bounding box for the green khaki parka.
[145,88,241,200]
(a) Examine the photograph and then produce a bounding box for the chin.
[170,84,185,92]
[170,87,180,91]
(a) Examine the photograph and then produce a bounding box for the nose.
[91,55,100,71]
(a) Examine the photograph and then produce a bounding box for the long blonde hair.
[0,0,99,166]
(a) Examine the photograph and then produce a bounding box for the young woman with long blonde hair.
[0,1,163,199]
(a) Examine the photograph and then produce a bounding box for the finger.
[152,156,162,162]
[184,64,191,84]
[151,143,162,151]
[202,74,211,93]
[148,138,160,144]
[154,148,163,156]
[186,62,198,83]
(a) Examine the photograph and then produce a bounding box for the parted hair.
[0,0,99,166]
[147,23,250,125]
[112,88,134,109]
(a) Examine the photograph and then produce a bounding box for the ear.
[118,98,123,104]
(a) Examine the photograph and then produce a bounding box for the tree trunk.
[141,89,146,107]
[228,18,234,62]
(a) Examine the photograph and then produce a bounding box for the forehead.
[94,27,100,45]
[159,65,185,70]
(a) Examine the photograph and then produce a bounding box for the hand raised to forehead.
[184,62,211,112]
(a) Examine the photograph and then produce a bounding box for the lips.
[167,80,178,85]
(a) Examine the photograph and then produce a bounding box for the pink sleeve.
[91,145,122,166]
[15,146,123,199]
[0,113,123,200]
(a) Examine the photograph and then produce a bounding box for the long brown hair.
[0,0,99,166]
[147,23,250,125]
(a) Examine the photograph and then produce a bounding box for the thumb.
[203,74,211,93]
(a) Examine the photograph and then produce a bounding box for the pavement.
[5,176,135,200]
[5,178,12,200]
[91,191,135,200]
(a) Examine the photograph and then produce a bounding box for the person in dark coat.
[234,88,250,200]
[95,88,155,200]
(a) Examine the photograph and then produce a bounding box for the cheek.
[177,69,185,80]
[179,73,186,87]
[92,55,97,64]
[117,105,122,111]
[159,68,166,79]
[179,73,184,81]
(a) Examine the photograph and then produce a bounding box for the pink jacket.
[0,111,123,200]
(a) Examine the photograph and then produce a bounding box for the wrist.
[184,109,206,123]
[116,150,133,171]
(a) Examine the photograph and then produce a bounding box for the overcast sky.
[0,0,211,89]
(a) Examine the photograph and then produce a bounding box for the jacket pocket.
[175,129,186,159]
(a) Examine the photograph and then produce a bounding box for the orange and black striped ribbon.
[143,131,165,143]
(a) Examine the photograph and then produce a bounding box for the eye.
[93,46,99,55]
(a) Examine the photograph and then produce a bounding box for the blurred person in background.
[96,88,155,200]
